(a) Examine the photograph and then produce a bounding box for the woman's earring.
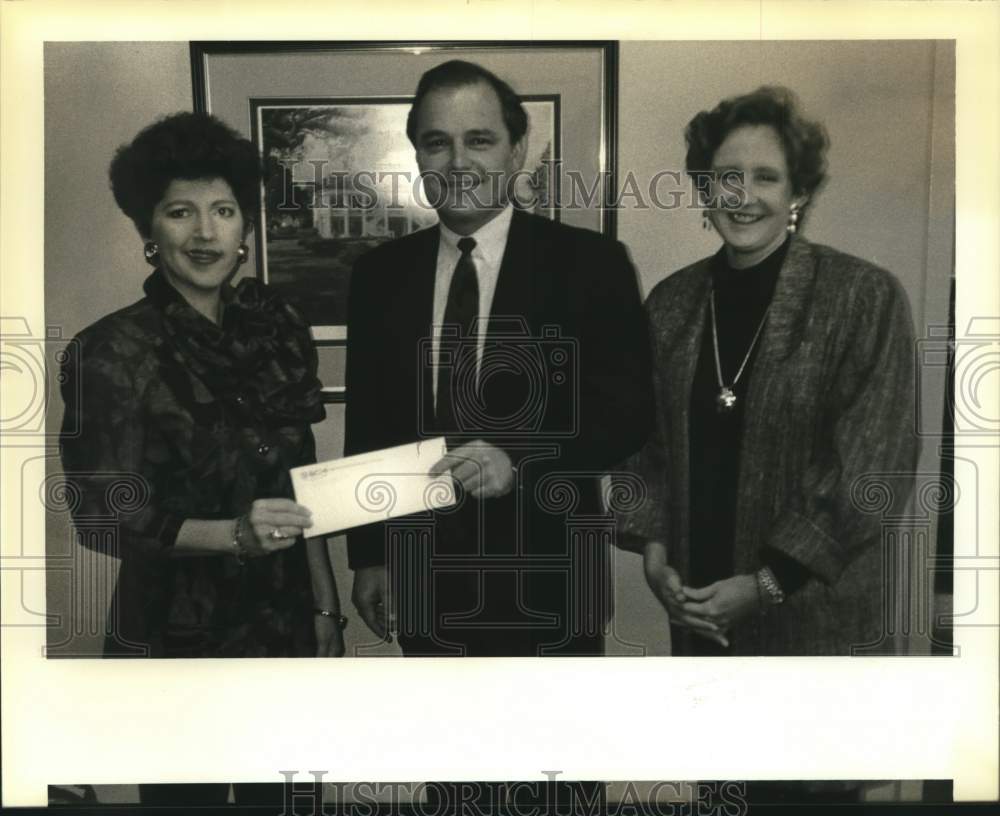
[143,241,159,265]
[702,210,713,231]
[236,244,249,265]
[787,203,800,234]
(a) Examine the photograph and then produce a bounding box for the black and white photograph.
[1,0,998,813]
[43,37,956,660]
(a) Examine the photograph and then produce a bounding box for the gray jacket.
[620,236,918,655]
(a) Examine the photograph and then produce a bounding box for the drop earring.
[787,203,800,234]
[702,210,713,231]
[236,244,249,265]
[143,241,159,265]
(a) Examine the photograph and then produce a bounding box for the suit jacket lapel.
[407,225,439,432]
[488,209,535,332]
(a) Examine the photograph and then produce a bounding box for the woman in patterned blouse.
[59,112,344,664]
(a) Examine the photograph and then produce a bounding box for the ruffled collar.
[144,269,325,426]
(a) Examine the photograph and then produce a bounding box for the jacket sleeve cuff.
[760,546,812,595]
[613,472,668,552]
[156,513,184,551]
[347,524,389,570]
[766,511,845,586]
[614,531,649,554]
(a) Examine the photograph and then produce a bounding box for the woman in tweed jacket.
[621,87,918,656]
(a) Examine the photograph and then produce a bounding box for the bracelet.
[314,608,349,630]
[756,566,786,609]
[232,515,249,566]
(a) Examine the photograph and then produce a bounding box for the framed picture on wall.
[190,40,618,347]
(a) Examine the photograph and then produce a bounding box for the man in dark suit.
[344,59,652,657]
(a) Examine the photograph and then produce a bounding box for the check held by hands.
[290,438,455,537]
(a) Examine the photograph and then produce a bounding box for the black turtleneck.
[685,237,808,653]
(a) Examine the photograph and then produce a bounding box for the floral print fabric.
[59,269,325,657]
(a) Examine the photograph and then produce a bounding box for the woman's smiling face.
[148,176,245,299]
[709,124,806,268]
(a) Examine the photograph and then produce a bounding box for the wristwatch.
[313,608,349,630]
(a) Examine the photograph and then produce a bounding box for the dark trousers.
[394,549,607,657]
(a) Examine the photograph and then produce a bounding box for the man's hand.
[314,613,346,657]
[681,574,761,632]
[428,440,515,500]
[352,565,392,641]
[643,540,729,647]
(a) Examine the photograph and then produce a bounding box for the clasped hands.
[642,540,760,648]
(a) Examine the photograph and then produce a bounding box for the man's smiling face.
[413,80,527,235]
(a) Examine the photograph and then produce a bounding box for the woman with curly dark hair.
[620,86,918,658]
[59,112,344,668]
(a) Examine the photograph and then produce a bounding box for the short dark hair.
[685,85,829,201]
[109,112,260,238]
[405,60,528,147]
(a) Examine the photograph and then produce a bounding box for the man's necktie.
[437,236,479,438]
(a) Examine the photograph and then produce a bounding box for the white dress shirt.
[431,204,514,406]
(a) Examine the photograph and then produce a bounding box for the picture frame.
[190,40,618,347]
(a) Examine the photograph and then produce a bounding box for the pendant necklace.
[709,287,771,414]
